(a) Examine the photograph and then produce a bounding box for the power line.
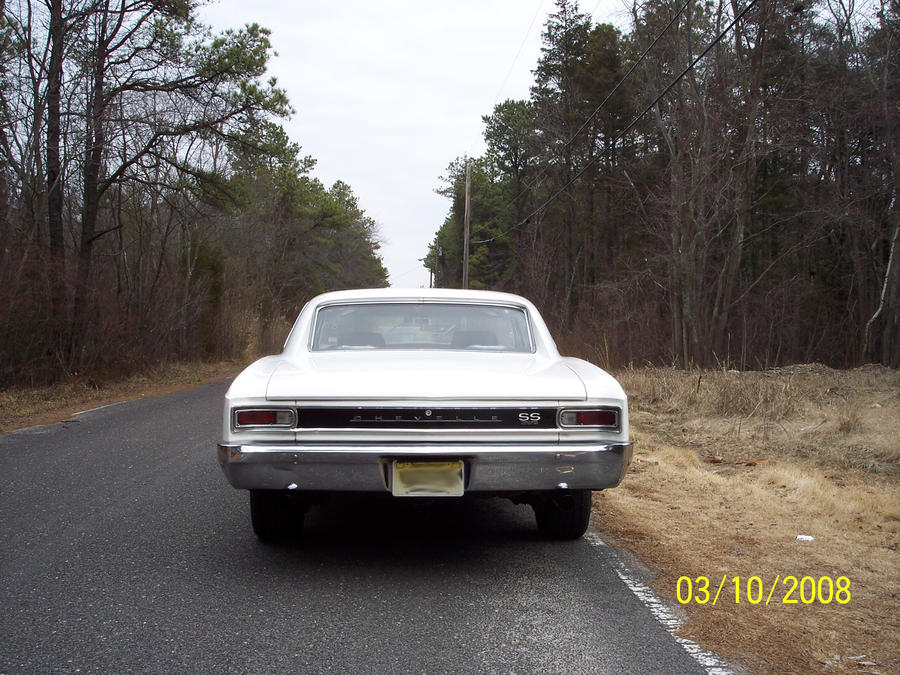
[473,0,691,244]
[475,0,759,245]
[558,0,691,172]
[491,0,547,106]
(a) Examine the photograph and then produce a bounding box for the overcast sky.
[196,1,630,288]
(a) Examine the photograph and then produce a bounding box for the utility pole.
[462,160,471,289]
[430,235,440,288]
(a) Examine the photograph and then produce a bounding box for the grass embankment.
[0,361,242,434]
[594,365,899,674]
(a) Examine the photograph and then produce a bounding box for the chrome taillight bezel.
[232,407,296,431]
[557,407,620,431]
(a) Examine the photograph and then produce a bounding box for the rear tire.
[250,490,305,542]
[532,489,592,540]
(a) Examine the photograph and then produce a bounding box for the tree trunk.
[882,229,900,367]
[46,0,68,366]
[71,16,108,369]
[46,0,64,261]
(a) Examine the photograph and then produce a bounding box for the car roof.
[309,288,532,306]
[282,287,559,358]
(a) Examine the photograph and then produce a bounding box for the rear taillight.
[234,409,295,428]
[559,408,619,428]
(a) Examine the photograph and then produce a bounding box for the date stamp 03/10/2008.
[676,575,851,606]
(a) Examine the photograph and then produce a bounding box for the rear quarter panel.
[561,357,630,443]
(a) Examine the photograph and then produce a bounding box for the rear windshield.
[311,302,532,352]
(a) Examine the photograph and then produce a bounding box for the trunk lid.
[265,351,586,401]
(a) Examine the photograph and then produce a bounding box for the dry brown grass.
[617,365,900,476]
[0,360,242,434]
[596,365,900,673]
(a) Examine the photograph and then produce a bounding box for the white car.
[217,288,632,540]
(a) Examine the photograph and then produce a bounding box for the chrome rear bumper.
[217,442,633,493]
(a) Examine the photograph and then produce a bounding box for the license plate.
[391,460,464,497]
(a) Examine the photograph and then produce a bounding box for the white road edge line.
[585,532,734,675]
[72,401,128,417]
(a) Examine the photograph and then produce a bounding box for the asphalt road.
[1,380,709,674]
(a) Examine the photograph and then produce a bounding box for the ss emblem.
[518,412,541,423]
